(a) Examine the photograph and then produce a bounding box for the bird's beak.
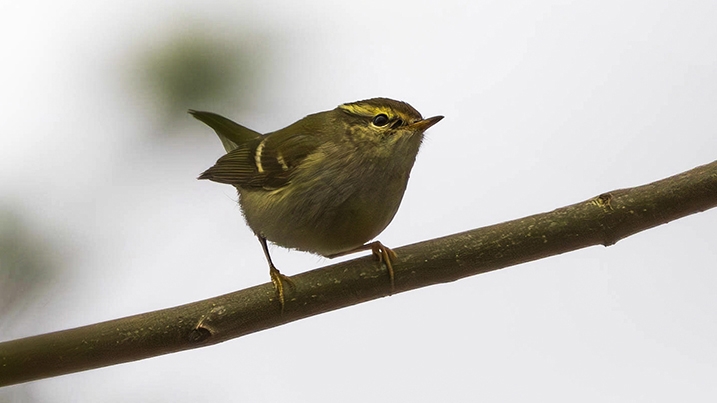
[411,115,444,132]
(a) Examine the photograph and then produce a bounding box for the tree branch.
[2,160,716,386]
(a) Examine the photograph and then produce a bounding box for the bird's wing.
[198,129,321,190]
[189,110,262,152]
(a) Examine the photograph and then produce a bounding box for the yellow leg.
[259,236,293,312]
[368,241,397,292]
[328,240,397,293]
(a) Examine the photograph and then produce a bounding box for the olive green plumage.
[191,98,442,308]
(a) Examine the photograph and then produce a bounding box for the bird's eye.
[372,114,389,127]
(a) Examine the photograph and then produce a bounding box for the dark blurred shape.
[133,27,272,132]
[0,207,62,329]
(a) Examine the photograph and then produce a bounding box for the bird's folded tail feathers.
[188,110,262,152]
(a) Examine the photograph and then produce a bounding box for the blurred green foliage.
[134,28,271,127]
[0,207,60,327]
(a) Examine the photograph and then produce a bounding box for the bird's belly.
[239,184,403,256]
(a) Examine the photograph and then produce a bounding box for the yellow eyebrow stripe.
[338,103,394,118]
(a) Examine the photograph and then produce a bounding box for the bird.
[191,98,443,310]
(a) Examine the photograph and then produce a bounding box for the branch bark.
[2,160,716,387]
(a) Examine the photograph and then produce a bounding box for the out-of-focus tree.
[0,207,63,329]
[130,27,273,134]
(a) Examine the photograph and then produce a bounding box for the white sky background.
[2,0,717,401]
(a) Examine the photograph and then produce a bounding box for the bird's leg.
[258,236,293,312]
[328,241,397,293]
